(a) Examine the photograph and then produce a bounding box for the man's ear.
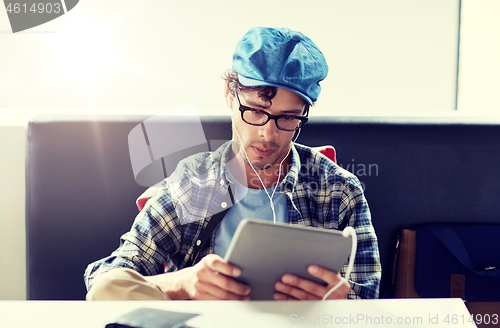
[223,80,232,108]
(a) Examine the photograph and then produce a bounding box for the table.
[0,298,476,328]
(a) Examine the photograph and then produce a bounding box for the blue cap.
[232,27,328,106]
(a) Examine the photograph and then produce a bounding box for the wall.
[457,0,500,113]
[0,127,26,299]
[0,0,461,299]
[0,0,460,119]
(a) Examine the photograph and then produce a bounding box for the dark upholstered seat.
[26,115,500,299]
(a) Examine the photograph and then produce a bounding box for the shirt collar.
[219,141,238,185]
[279,143,301,193]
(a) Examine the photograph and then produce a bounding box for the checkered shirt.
[84,141,381,299]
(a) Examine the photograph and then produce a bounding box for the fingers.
[202,254,251,296]
[273,291,298,301]
[307,265,350,299]
[274,276,322,301]
[196,269,250,300]
[307,265,340,286]
[274,265,351,300]
[189,254,251,300]
[204,254,242,278]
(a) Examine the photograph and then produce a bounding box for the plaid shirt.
[84,141,381,299]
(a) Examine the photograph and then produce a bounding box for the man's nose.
[258,119,279,140]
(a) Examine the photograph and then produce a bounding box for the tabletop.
[0,298,476,328]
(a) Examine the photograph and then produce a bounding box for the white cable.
[230,105,290,224]
[231,96,355,299]
[233,121,290,224]
[322,226,357,301]
[293,127,302,143]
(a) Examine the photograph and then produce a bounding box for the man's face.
[228,87,307,171]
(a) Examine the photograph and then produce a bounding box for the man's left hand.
[273,265,350,300]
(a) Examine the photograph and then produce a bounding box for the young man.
[84,27,381,301]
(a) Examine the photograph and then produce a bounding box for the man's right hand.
[145,254,251,300]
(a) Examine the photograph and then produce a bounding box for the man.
[84,27,381,300]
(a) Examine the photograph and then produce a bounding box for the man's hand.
[273,265,350,300]
[146,254,251,300]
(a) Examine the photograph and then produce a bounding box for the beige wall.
[1,0,460,123]
[457,0,500,113]
[0,126,26,299]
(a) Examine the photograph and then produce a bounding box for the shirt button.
[221,202,227,209]
[196,240,201,246]
[220,179,225,185]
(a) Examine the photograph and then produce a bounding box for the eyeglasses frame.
[235,92,309,132]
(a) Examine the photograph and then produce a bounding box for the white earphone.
[322,226,357,300]
[230,92,357,300]
[231,114,289,224]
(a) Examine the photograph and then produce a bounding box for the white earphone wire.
[232,121,290,224]
[230,93,355,300]
[321,226,357,301]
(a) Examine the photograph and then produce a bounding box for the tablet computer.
[224,219,352,300]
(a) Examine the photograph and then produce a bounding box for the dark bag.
[414,224,500,302]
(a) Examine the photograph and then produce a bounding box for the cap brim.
[237,75,313,106]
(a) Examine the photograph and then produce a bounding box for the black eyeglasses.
[235,93,308,131]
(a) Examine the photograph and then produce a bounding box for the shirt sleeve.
[339,176,382,299]
[83,187,183,292]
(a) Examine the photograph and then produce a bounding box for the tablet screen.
[224,219,352,300]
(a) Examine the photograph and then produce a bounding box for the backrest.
[27,115,500,299]
[26,115,232,300]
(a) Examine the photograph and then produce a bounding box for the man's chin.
[242,146,284,170]
[246,159,272,171]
